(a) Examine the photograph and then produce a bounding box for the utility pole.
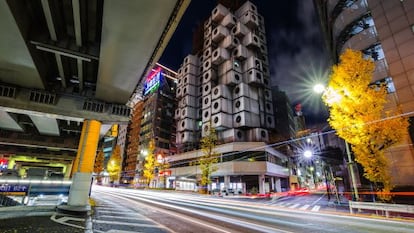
[345,141,359,201]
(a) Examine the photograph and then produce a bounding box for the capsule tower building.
[171,1,288,193]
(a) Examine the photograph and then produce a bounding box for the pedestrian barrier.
[349,201,414,218]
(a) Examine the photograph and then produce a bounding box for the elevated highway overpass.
[0,0,189,176]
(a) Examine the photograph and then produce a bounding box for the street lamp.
[313,84,360,201]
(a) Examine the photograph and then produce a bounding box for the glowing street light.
[313,84,359,201]
[313,83,325,94]
[304,150,313,158]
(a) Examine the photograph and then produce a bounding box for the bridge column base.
[68,172,93,206]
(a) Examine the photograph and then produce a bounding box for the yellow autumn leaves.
[323,49,408,199]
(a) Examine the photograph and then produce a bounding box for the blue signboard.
[0,184,29,196]
[143,67,162,96]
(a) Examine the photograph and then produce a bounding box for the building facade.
[314,0,414,186]
[170,1,289,194]
[122,64,178,187]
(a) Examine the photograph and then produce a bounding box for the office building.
[314,0,414,186]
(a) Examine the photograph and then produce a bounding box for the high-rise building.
[170,1,289,194]
[314,0,414,186]
[122,64,177,187]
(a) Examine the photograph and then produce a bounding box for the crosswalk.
[92,199,170,233]
[265,200,322,211]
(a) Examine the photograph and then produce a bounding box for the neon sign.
[143,67,162,96]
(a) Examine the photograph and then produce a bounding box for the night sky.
[159,0,330,126]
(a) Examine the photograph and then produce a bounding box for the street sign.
[0,184,29,196]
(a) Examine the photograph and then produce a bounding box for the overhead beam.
[0,110,24,132]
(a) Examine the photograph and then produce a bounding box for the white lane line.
[94,219,167,228]
[96,210,139,215]
[50,214,85,230]
[299,204,310,210]
[97,215,151,222]
[311,205,321,212]
[288,203,300,209]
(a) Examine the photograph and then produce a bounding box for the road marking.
[299,204,310,210]
[288,203,300,208]
[311,205,321,212]
[94,219,168,229]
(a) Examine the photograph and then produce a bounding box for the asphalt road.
[90,186,414,233]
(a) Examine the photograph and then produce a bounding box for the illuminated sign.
[0,184,29,196]
[143,67,162,96]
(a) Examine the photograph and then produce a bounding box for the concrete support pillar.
[68,119,101,206]
[224,175,230,189]
[270,177,275,192]
[275,178,282,192]
[258,174,265,194]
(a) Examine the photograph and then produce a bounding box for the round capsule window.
[261,130,266,137]
[235,100,241,108]
[236,115,241,123]
[214,117,219,123]
[213,102,219,109]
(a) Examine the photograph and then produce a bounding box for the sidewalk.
[0,205,90,233]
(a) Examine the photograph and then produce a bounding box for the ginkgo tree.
[107,145,122,183]
[322,49,408,200]
[94,150,105,184]
[143,139,157,187]
[197,122,219,194]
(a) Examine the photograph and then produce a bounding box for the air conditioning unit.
[235,1,258,18]
[202,82,212,97]
[202,95,211,109]
[221,12,237,29]
[211,98,232,114]
[183,54,200,67]
[233,96,259,113]
[177,118,197,132]
[212,25,229,43]
[231,22,249,38]
[211,47,230,65]
[244,68,263,86]
[202,108,211,123]
[218,129,245,143]
[232,83,258,100]
[243,56,262,72]
[202,69,218,84]
[181,107,198,119]
[219,35,239,50]
[219,70,243,86]
[211,112,233,130]
[211,84,232,100]
[232,44,250,60]
[248,128,269,143]
[233,111,260,128]
[239,11,259,30]
[242,32,260,49]
[211,4,229,23]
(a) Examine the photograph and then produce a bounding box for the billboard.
[143,67,163,96]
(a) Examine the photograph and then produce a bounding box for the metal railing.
[349,201,414,218]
